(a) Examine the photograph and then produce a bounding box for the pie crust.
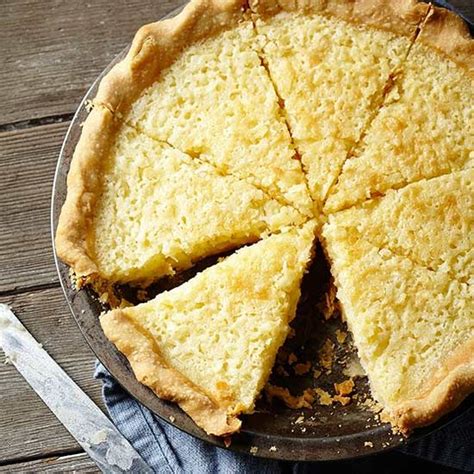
[101,309,242,436]
[392,338,474,433]
[417,3,474,71]
[55,0,474,436]
[250,0,428,36]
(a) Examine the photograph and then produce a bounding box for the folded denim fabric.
[95,363,473,473]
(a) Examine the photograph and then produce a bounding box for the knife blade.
[0,304,153,473]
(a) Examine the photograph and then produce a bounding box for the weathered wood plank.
[0,453,99,473]
[0,0,180,126]
[0,122,70,293]
[0,287,105,462]
[0,0,471,127]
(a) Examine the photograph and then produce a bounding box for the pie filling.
[91,122,306,284]
[322,221,473,433]
[56,0,474,436]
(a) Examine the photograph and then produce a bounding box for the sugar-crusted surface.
[254,11,412,207]
[322,228,473,410]
[126,21,313,215]
[114,222,315,414]
[92,125,306,283]
[326,170,473,282]
[325,41,474,212]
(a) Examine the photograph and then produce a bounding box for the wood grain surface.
[0,122,69,293]
[0,453,98,473]
[0,0,180,127]
[0,0,472,470]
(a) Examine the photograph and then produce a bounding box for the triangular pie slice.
[55,107,307,285]
[324,169,473,282]
[250,0,428,208]
[322,224,474,433]
[100,221,316,435]
[94,0,313,216]
[325,5,474,213]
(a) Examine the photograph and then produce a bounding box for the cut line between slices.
[319,4,434,208]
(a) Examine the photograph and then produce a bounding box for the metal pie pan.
[51,2,473,462]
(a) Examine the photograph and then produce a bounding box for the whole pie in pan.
[55,0,473,437]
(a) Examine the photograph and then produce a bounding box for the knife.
[0,304,153,473]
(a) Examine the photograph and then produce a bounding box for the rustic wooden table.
[0,1,472,472]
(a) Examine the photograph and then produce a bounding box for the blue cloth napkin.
[95,363,473,473]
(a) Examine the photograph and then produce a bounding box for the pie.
[324,170,473,282]
[324,6,474,213]
[55,0,474,437]
[252,0,425,208]
[57,116,305,285]
[95,6,314,217]
[322,172,473,431]
[101,222,315,436]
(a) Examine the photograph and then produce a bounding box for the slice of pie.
[325,6,474,213]
[322,225,474,433]
[323,169,473,282]
[95,1,313,216]
[250,0,429,207]
[55,107,306,285]
[100,221,316,435]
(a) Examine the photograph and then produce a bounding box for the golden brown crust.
[390,338,474,434]
[100,309,242,436]
[417,3,474,73]
[55,106,120,277]
[94,0,248,116]
[249,0,430,38]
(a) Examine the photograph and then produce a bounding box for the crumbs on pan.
[335,329,347,344]
[288,352,298,365]
[333,394,351,406]
[314,388,333,406]
[318,338,335,371]
[295,415,305,424]
[250,446,258,455]
[294,361,312,375]
[342,355,365,378]
[361,396,383,414]
[313,368,322,379]
[265,384,314,409]
[334,378,354,396]
[334,378,355,405]
[318,280,338,320]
